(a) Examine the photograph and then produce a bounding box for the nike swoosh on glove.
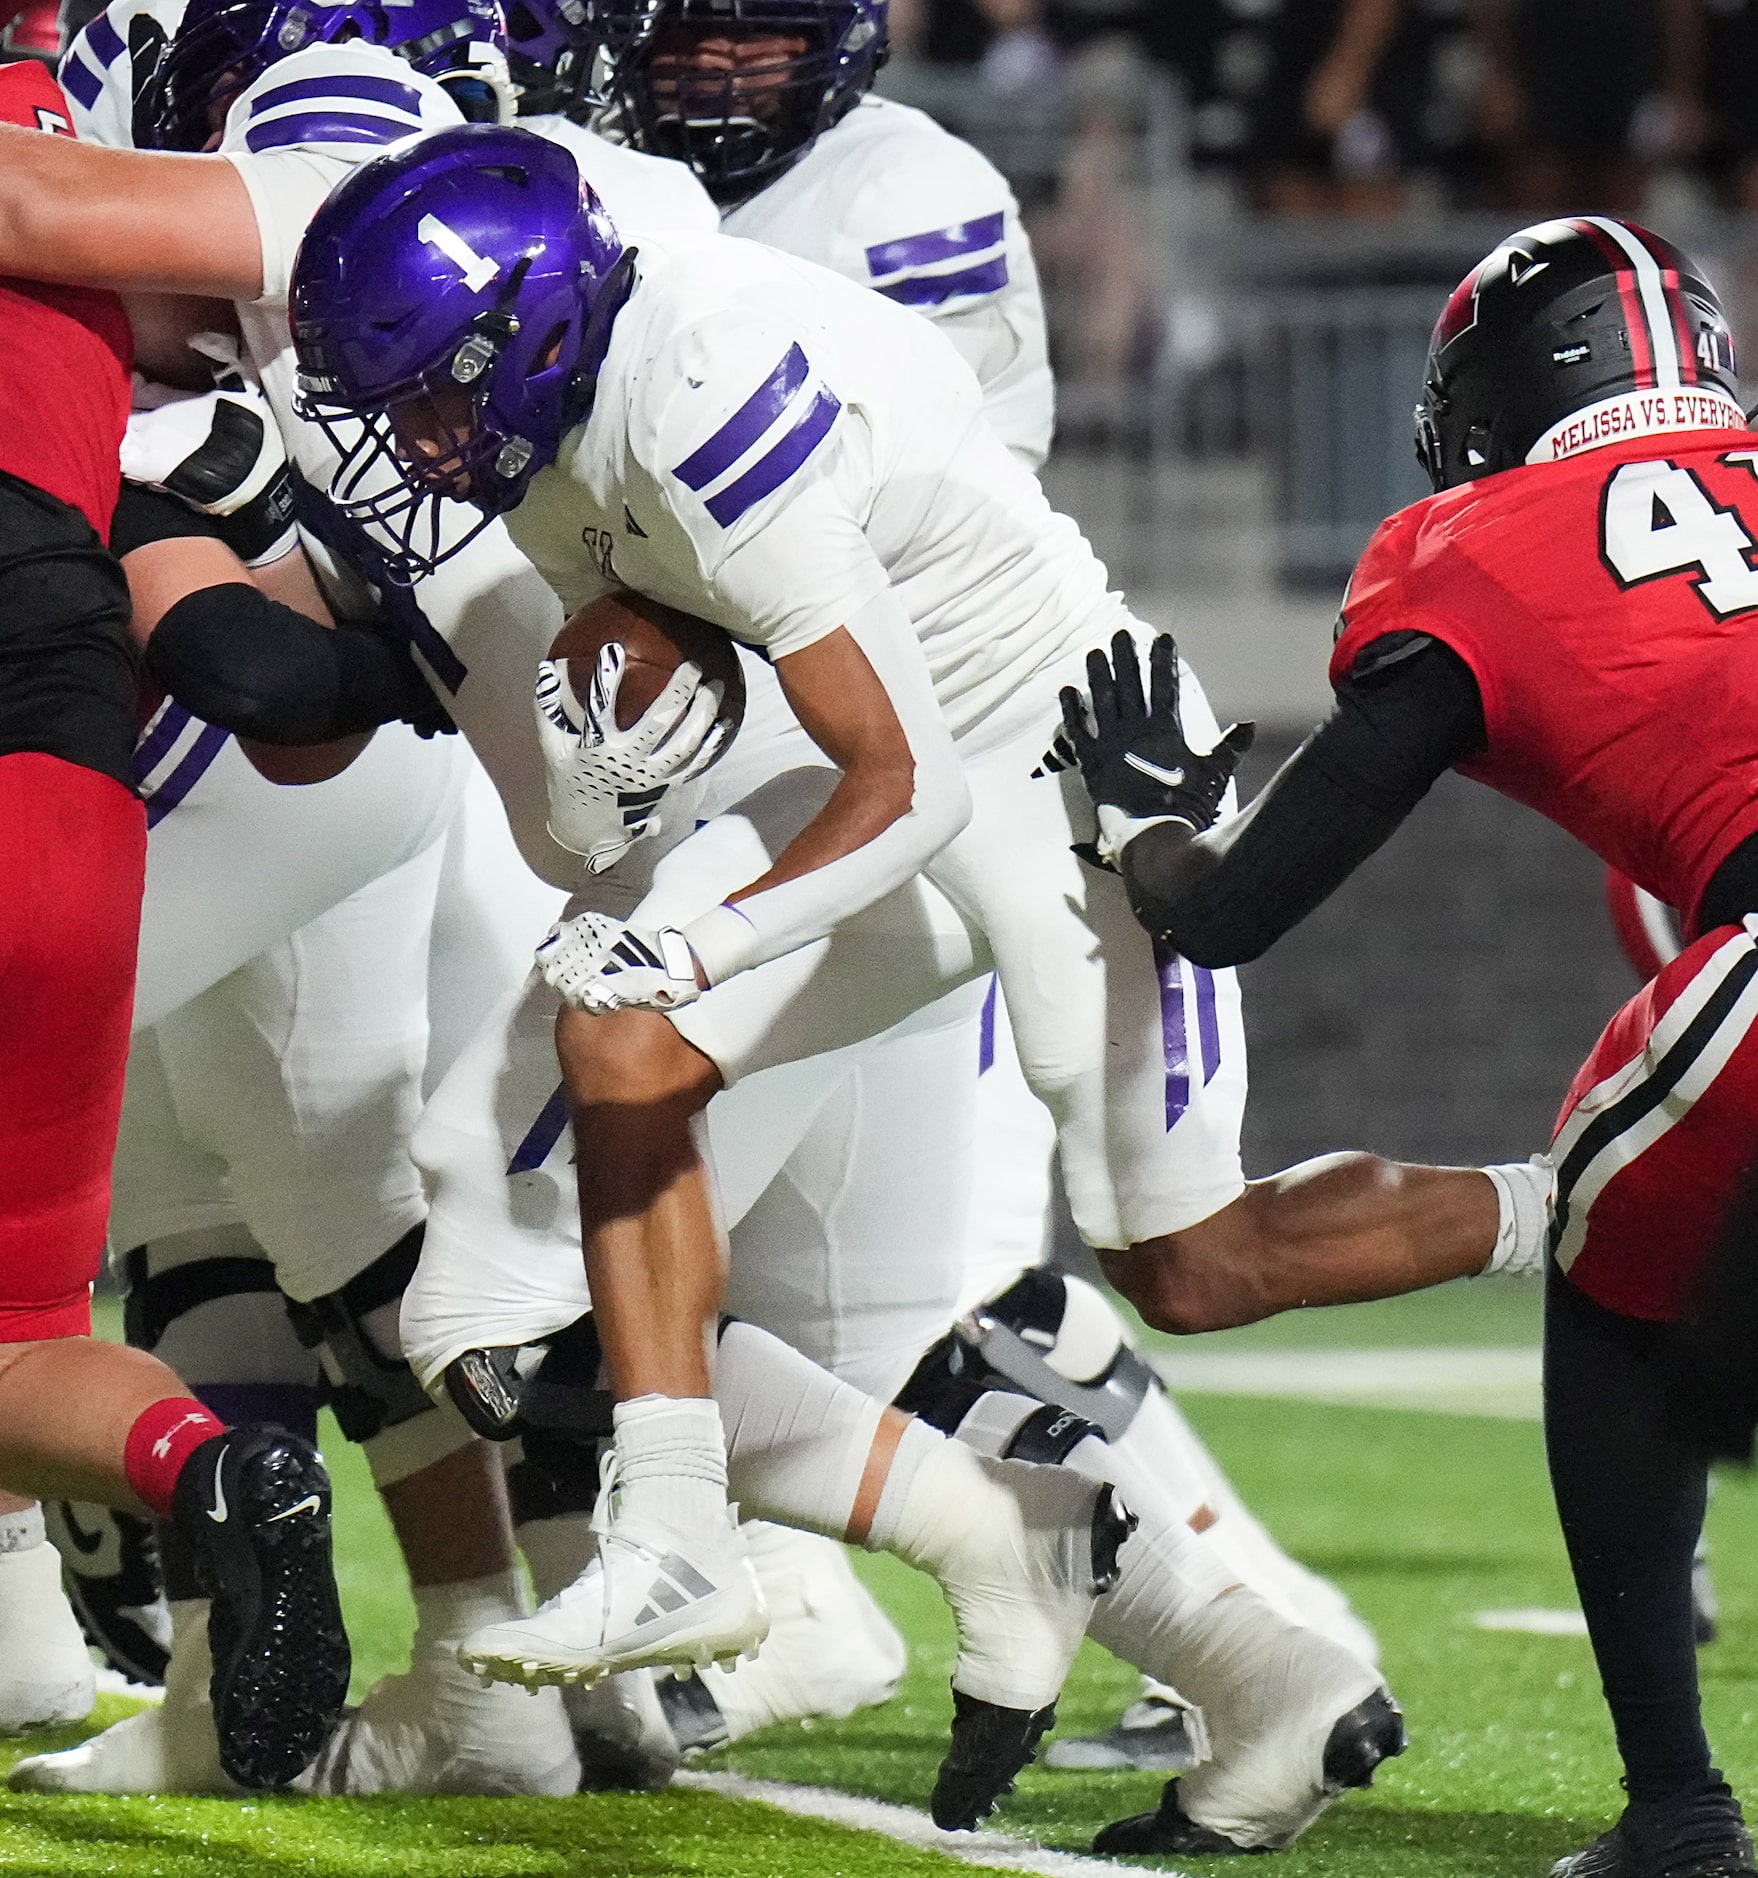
[536,910,703,1014]
[1051,630,1254,869]
[536,645,732,876]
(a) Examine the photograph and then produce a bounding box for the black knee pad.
[283,1224,434,1443]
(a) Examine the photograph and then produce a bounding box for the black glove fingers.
[1217,720,1257,773]
[1149,633,1181,724]
[1059,685,1096,760]
[1110,629,1146,727]
[1086,644,1119,734]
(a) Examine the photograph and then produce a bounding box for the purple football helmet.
[586,0,887,205]
[292,123,633,580]
[143,0,513,150]
[503,0,591,113]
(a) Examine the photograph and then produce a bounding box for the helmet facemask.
[593,0,886,206]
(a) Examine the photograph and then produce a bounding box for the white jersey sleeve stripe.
[674,341,812,490]
[243,107,426,151]
[81,9,127,66]
[702,386,841,529]
[248,69,427,118]
[875,253,1009,308]
[864,210,1005,279]
[60,49,104,108]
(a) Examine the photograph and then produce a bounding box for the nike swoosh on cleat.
[1124,752,1186,788]
[264,1495,322,1523]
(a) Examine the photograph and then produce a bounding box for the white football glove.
[120,384,295,566]
[535,644,732,876]
[536,910,704,1015]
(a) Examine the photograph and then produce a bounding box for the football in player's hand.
[550,590,746,737]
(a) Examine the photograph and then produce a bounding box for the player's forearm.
[684,607,970,983]
[0,129,263,299]
[1120,751,1410,966]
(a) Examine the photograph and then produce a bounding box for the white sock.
[0,1502,45,1553]
[411,1569,531,1649]
[717,1318,886,1538]
[612,1395,728,1540]
[1481,1156,1555,1277]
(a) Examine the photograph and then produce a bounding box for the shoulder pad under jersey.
[816,98,1019,312]
[59,0,184,148]
[639,283,843,544]
[523,113,717,239]
[219,39,461,157]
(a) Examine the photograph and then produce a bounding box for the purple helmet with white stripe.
[142,0,512,150]
[587,0,887,205]
[291,122,632,579]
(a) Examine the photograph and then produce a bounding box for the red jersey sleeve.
[1328,493,1507,740]
[0,57,75,132]
[0,63,133,535]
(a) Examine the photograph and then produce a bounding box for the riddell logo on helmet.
[1528,388,1746,465]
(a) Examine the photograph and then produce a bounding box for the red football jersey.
[0,62,132,535]
[1331,428,1758,937]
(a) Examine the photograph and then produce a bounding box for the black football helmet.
[1415,217,1743,493]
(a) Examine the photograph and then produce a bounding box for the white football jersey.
[721,96,1053,469]
[59,0,182,147]
[522,112,717,236]
[506,229,1122,750]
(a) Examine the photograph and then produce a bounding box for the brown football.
[549,590,746,748]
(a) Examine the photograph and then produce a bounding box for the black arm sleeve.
[143,582,442,745]
[1120,635,1488,967]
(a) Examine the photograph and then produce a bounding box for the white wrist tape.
[1481,1155,1556,1278]
[681,901,760,988]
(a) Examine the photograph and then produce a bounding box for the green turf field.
[7,1276,1757,1878]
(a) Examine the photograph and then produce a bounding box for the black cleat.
[42,1500,170,1687]
[931,1690,1058,1831]
[1092,1688,1407,1857]
[1551,1790,1755,1878]
[171,1428,350,1790]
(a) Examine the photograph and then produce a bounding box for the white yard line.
[1150,1346,1542,1420]
[675,1770,1188,1878]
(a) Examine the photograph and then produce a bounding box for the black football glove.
[1050,630,1254,869]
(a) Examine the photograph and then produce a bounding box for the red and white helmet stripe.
[1573,216,1695,392]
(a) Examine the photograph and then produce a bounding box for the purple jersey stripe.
[674,343,810,492]
[1193,964,1220,1087]
[878,256,1010,309]
[508,1083,571,1175]
[243,111,417,152]
[133,702,192,785]
[83,9,125,67]
[144,723,231,828]
[703,387,840,529]
[978,974,998,1075]
[866,211,1005,279]
[250,71,425,116]
[60,51,102,108]
[1155,941,1191,1129]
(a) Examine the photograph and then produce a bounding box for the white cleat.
[1094,1599,1405,1856]
[9,1601,231,1794]
[925,1460,1135,1832]
[299,1649,579,1797]
[933,1459,1126,1716]
[461,1464,768,1693]
[688,1523,906,1745]
[0,1542,96,1733]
